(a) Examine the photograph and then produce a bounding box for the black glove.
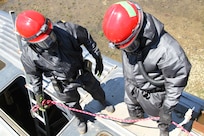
[95,57,103,76]
[35,93,49,111]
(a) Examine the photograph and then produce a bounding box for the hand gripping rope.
[31,99,193,136]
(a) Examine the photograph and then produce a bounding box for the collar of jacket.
[142,13,164,46]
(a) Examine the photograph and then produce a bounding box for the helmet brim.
[29,20,53,43]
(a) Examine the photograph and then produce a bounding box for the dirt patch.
[1,0,204,98]
[0,60,5,70]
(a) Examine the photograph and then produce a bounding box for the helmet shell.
[102,1,143,49]
[15,10,52,43]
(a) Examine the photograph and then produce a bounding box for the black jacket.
[21,21,101,94]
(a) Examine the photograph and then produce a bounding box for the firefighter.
[102,1,191,136]
[16,10,114,134]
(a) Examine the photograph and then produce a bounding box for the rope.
[31,99,193,136]
[171,121,194,136]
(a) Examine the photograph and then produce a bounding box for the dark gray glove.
[95,57,103,76]
[159,106,172,125]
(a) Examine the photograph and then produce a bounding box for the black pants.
[54,71,105,120]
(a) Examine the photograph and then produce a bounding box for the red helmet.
[102,1,143,51]
[15,10,53,43]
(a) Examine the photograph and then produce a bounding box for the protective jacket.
[123,13,191,116]
[21,21,102,94]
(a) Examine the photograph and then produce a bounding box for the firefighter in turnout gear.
[16,10,114,134]
[102,1,191,136]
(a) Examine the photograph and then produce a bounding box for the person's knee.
[64,90,80,102]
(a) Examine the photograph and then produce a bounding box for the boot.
[77,119,87,134]
[73,104,87,134]
[100,100,115,113]
[75,113,87,134]
[121,108,144,126]
[158,124,169,136]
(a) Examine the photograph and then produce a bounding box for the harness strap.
[141,87,165,93]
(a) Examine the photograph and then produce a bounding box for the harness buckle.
[142,91,150,99]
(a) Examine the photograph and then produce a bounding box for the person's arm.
[71,23,103,76]
[158,44,191,124]
[21,49,44,110]
[21,48,43,93]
